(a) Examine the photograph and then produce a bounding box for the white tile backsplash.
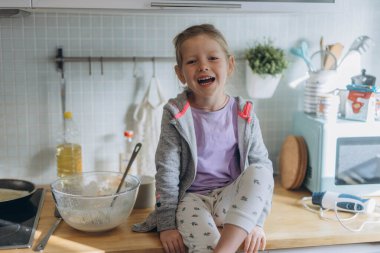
[0,0,379,184]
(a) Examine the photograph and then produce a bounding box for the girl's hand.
[243,226,266,253]
[159,229,186,253]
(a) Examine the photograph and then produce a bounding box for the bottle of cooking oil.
[119,130,137,175]
[56,111,82,177]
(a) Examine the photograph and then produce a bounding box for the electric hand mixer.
[302,191,380,232]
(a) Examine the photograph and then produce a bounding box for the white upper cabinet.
[241,0,341,12]
[31,0,150,9]
[0,0,32,8]
[30,0,341,12]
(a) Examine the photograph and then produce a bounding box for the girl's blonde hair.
[173,24,232,68]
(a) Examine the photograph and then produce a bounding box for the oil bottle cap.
[64,111,73,119]
[124,130,134,138]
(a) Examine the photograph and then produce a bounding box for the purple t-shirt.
[188,96,241,193]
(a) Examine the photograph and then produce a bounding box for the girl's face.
[175,34,234,102]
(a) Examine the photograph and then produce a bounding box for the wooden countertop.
[3,179,380,253]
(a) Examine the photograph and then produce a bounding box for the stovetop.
[0,188,45,249]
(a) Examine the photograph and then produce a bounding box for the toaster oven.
[293,112,380,196]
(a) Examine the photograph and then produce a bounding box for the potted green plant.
[245,39,288,98]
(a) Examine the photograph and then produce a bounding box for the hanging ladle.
[111,142,142,207]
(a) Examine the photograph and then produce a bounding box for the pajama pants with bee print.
[176,165,274,253]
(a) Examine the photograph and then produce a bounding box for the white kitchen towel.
[133,75,166,177]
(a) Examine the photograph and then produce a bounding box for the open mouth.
[197,76,215,86]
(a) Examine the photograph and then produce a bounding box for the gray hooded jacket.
[132,91,273,232]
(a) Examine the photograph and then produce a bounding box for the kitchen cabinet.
[240,0,341,12]
[31,0,150,9]
[30,0,342,12]
[0,0,31,8]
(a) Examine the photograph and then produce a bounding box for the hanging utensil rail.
[55,47,244,75]
[55,47,175,75]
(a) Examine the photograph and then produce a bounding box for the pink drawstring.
[238,102,252,123]
[174,101,190,119]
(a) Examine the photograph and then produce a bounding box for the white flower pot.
[245,62,282,99]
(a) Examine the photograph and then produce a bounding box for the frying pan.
[0,179,36,208]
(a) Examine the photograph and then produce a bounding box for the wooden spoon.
[324,43,344,70]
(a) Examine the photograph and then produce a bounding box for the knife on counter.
[33,208,62,252]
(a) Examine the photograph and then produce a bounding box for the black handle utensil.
[33,208,62,252]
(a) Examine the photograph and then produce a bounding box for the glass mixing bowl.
[51,171,140,232]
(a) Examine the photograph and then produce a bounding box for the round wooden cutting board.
[279,135,308,190]
[294,136,308,189]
